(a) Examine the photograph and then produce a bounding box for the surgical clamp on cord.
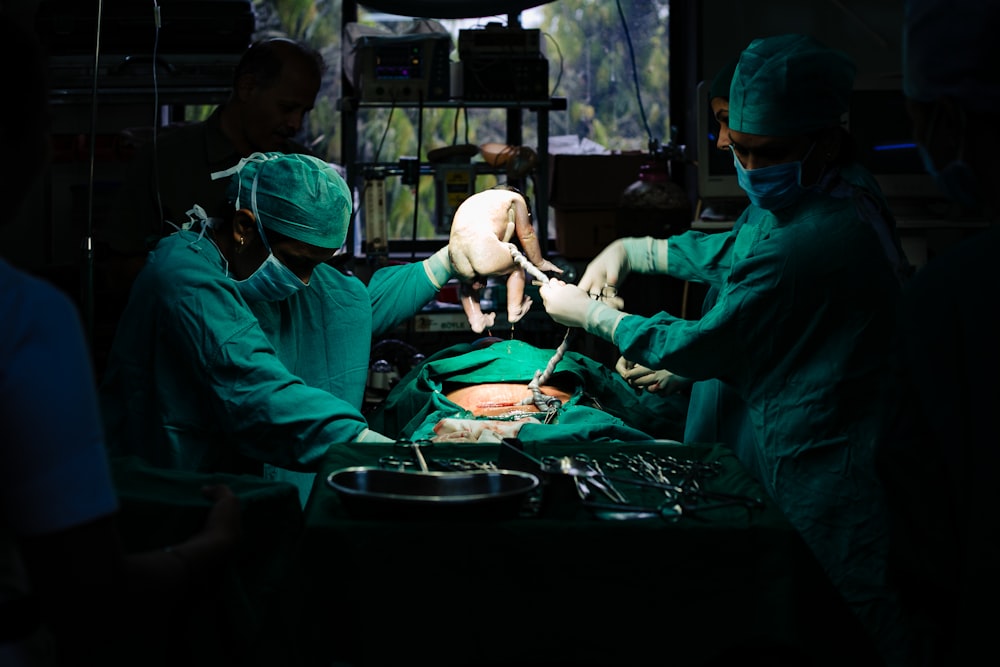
[508,246,570,420]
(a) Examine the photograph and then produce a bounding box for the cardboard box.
[548,152,648,209]
[553,208,619,259]
[547,153,661,258]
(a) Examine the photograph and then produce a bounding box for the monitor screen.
[695,77,945,212]
[848,81,944,202]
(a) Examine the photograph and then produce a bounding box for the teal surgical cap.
[708,58,738,101]
[225,152,352,250]
[903,0,1000,113]
[729,34,855,137]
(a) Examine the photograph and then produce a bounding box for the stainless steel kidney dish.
[326,467,540,520]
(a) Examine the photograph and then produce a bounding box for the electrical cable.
[615,0,653,147]
[450,105,470,146]
[151,1,164,232]
[81,0,105,343]
[410,92,424,260]
[827,0,890,50]
[372,103,396,163]
[542,31,563,97]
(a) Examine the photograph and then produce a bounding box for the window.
[214,1,673,251]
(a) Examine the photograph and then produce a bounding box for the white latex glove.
[576,239,630,310]
[576,237,668,310]
[615,356,691,395]
[538,279,594,329]
[539,280,627,342]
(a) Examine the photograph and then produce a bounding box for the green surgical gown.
[100,230,442,504]
[367,338,686,443]
[682,163,909,479]
[613,170,912,661]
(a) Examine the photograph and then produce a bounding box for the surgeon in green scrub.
[99,152,456,505]
[623,56,911,477]
[617,58,761,469]
[540,34,915,665]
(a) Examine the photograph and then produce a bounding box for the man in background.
[98,37,326,265]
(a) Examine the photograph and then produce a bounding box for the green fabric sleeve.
[622,237,669,274]
[368,261,442,337]
[422,246,455,289]
[663,230,737,284]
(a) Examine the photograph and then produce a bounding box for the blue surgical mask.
[232,162,306,302]
[732,144,815,211]
[236,249,306,302]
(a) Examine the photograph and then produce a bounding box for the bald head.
[233,38,326,91]
[224,38,326,156]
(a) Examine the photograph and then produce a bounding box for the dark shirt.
[99,106,313,256]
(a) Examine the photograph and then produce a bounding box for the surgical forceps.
[605,451,763,508]
[540,454,630,504]
[608,451,721,477]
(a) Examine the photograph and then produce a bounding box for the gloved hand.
[539,279,627,342]
[615,356,691,395]
[577,237,669,310]
[576,239,630,310]
[538,279,594,329]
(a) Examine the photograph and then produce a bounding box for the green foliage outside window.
[192,0,671,243]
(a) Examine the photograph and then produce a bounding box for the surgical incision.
[445,382,572,418]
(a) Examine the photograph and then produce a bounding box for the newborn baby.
[448,186,561,333]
